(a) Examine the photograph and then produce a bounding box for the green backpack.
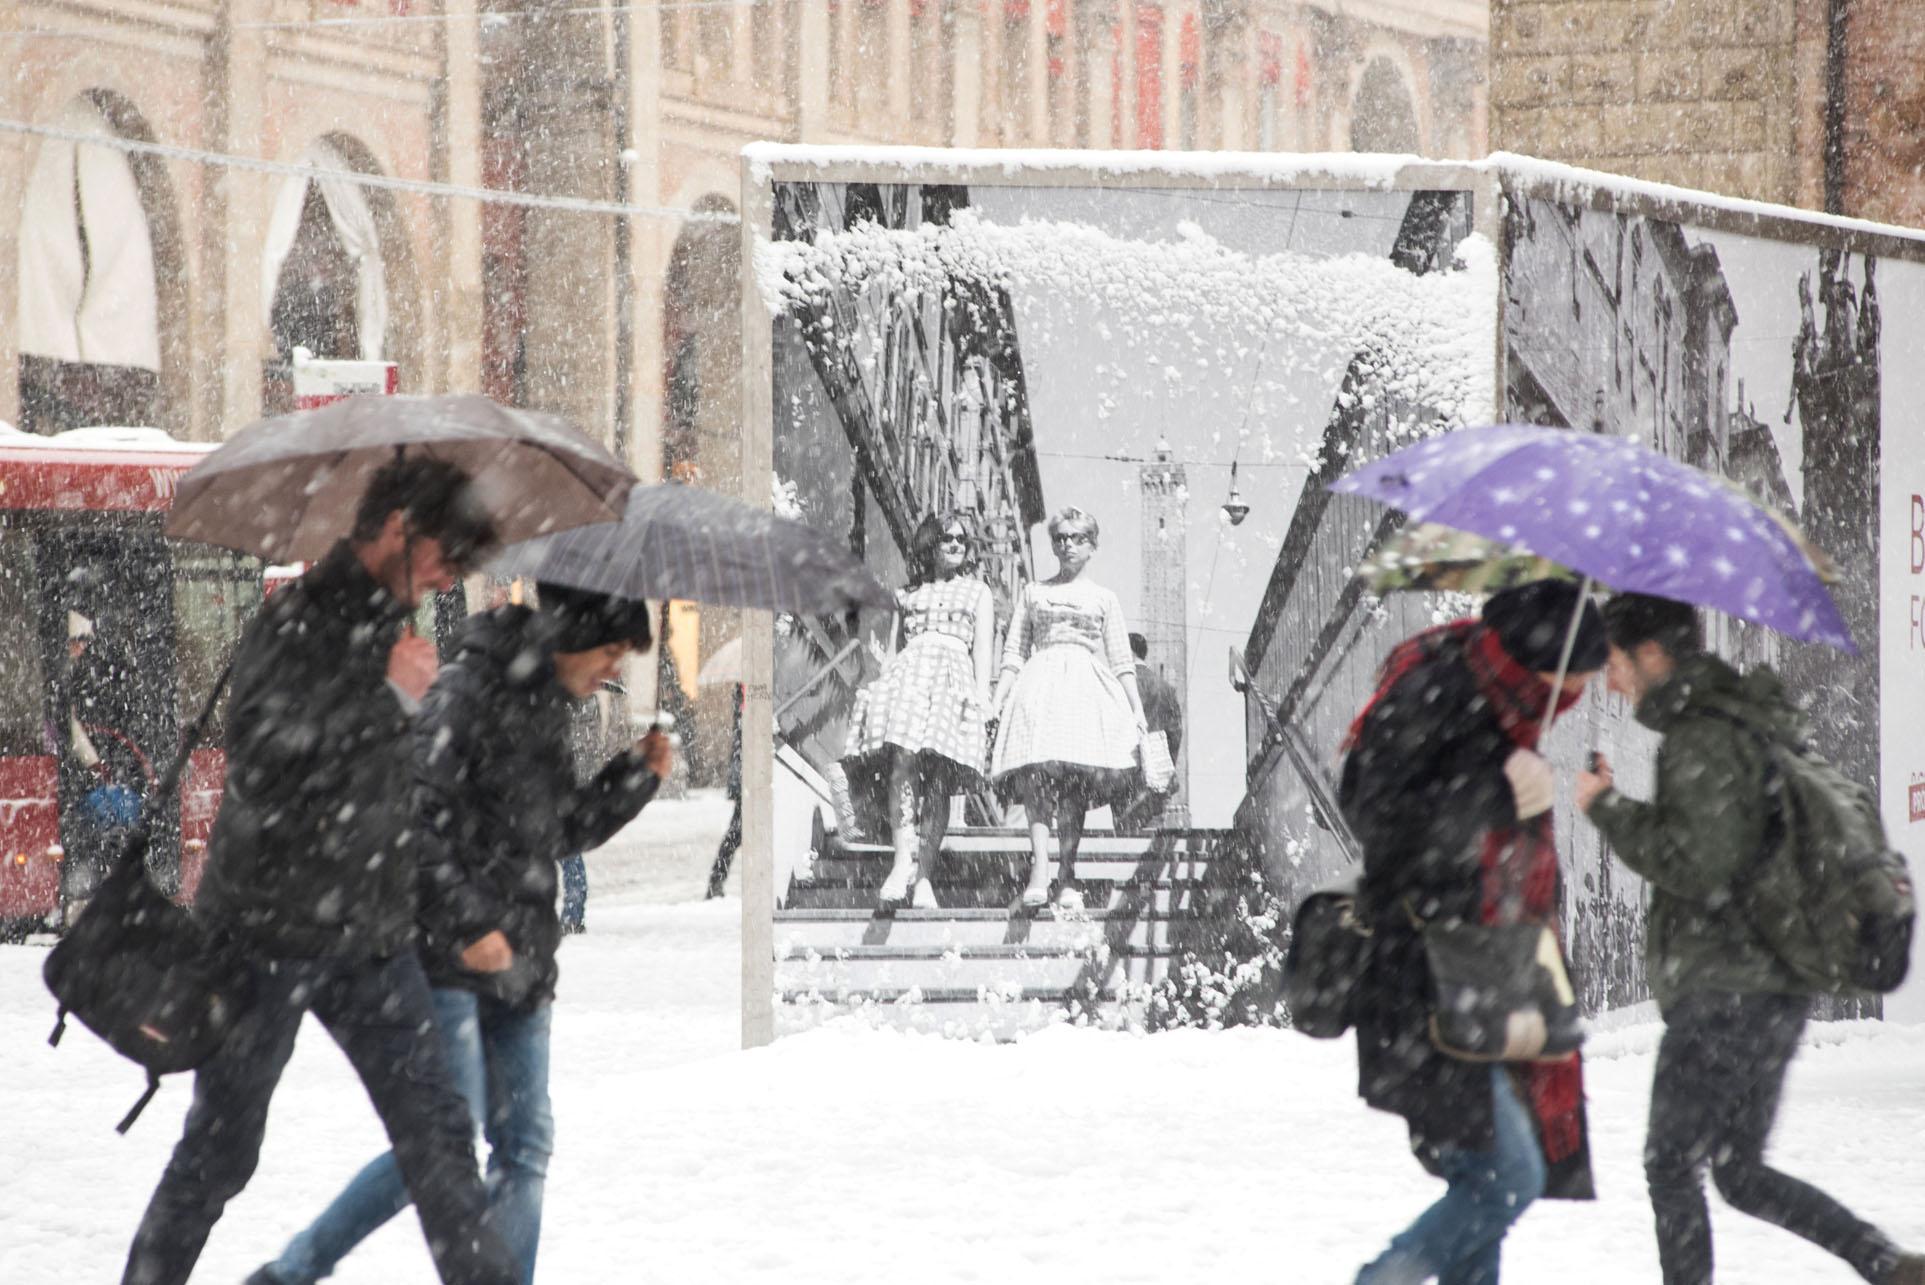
[1727,716,1916,996]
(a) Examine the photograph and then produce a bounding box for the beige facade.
[4,0,1488,457]
[1,0,466,440]
[4,0,1487,778]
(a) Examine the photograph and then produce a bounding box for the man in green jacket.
[1576,592,1921,1285]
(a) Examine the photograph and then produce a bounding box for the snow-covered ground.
[3,795,1922,1283]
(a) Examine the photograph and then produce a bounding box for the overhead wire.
[5,0,772,40]
[0,118,740,223]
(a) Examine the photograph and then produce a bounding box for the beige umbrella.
[166,393,635,561]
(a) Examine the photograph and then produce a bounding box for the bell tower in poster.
[1139,439,1189,825]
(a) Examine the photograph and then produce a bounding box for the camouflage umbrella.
[1358,522,1577,596]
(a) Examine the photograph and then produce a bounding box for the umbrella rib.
[529,437,618,518]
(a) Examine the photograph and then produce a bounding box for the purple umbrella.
[1331,423,1854,653]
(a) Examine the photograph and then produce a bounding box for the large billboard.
[738,151,1925,1044]
[1500,173,1925,1023]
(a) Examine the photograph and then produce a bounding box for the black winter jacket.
[195,543,467,960]
[1338,629,1594,1199]
[416,606,661,1010]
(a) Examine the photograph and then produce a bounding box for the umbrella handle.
[634,709,682,746]
[1537,575,1596,748]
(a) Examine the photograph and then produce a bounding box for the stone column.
[629,0,667,489]
[951,2,985,146]
[210,0,270,437]
[982,0,1007,142]
[797,0,831,140]
[1217,23,1249,149]
[835,0,858,124]
[1084,1,1118,147]
[1028,0,1050,141]
[730,0,754,87]
[0,1,23,427]
[518,8,616,440]
[442,0,485,394]
[888,0,913,127]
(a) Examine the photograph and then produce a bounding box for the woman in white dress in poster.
[990,506,1147,912]
[843,514,996,911]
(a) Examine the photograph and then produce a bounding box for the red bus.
[0,425,261,937]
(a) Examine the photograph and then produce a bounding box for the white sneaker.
[911,878,939,910]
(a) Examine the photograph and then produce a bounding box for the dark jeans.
[1646,991,1898,1285]
[122,952,517,1285]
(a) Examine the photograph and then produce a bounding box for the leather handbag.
[44,662,255,1133]
[1421,920,1584,1062]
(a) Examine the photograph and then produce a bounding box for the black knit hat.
[1483,580,1607,673]
[537,582,653,653]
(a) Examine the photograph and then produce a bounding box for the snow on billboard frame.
[735,146,1925,1047]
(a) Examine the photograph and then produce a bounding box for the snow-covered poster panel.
[1504,184,1925,1021]
[751,158,1493,1036]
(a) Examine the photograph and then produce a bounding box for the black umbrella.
[487,482,893,615]
[166,394,636,561]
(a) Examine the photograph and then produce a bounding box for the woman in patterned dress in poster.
[843,514,997,911]
[990,506,1148,913]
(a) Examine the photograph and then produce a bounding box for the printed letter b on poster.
[1912,495,1925,573]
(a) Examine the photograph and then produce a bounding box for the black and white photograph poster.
[756,171,1492,1034]
[1504,190,1925,1022]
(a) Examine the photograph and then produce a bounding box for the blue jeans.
[1356,1068,1547,1285]
[266,989,554,1284]
[559,855,587,931]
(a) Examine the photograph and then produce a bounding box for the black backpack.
[44,666,254,1133]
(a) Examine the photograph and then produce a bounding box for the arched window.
[1349,56,1421,154]
[261,138,390,367]
[16,95,164,432]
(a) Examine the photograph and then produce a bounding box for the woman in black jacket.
[1339,580,1602,1285]
[254,583,672,1285]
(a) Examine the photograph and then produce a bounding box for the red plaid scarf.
[1348,619,1587,1166]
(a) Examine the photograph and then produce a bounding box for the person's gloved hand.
[1503,748,1555,820]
